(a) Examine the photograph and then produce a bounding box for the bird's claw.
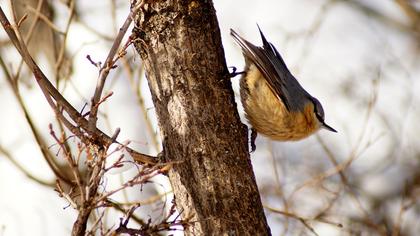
[229,66,245,78]
[250,128,257,153]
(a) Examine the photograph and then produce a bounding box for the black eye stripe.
[316,113,323,121]
[313,107,320,120]
[312,99,325,121]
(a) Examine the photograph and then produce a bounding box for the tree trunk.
[132,1,271,235]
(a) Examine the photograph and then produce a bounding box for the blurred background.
[0,0,419,235]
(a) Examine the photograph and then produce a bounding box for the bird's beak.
[322,122,337,133]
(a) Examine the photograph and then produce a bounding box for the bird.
[230,26,336,151]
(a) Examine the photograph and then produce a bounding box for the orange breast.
[242,66,320,141]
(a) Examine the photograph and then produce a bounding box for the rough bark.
[132,1,271,235]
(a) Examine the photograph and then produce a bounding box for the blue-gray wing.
[231,27,306,111]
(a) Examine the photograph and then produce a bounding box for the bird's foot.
[250,128,257,153]
[229,66,245,78]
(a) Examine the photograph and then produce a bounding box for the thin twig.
[0,144,54,187]
[25,5,64,34]
[88,3,140,132]
[0,53,73,185]
[0,6,156,165]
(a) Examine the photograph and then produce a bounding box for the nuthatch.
[231,26,336,149]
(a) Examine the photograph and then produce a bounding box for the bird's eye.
[316,111,324,121]
[312,98,325,121]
